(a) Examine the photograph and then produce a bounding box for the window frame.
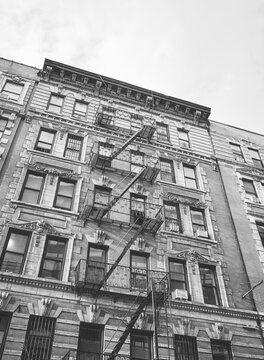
[156,122,169,142]
[19,171,46,205]
[248,148,263,168]
[1,80,24,101]
[256,223,264,248]
[230,142,244,162]
[159,158,175,183]
[130,251,149,290]
[21,315,56,360]
[77,323,104,360]
[190,208,207,237]
[53,178,75,211]
[64,133,83,161]
[242,179,259,202]
[130,329,152,360]
[46,93,64,114]
[199,264,221,306]
[130,150,145,173]
[39,235,68,281]
[86,243,108,285]
[130,194,146,225]
[72,100,88,119]
[0,311,12,358]
[178,129,190,149]
[169,258,189,294]
[35,128,56,153]
[0,228,31,274]
[211,339,233,360]
[163,201,182,233]
[183,164,197,189]
[174,334,199,360]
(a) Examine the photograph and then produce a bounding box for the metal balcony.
[61,351,131,360]
[74,259,169,295]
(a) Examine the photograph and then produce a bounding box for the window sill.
[11,200,79,217]
[0,94,24,105]
[164,231,217,244]
[157,180,205,194]
[28,149,86,166]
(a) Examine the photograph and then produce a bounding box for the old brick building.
[0,57,263,359]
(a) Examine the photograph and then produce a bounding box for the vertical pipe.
[151,279,159,360]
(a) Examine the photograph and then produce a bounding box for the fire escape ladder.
[98,166,146,220]
[98,220,149,290]
[107,291,153,360]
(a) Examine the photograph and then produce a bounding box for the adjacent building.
[0,57,263,359]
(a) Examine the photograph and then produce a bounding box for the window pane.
[58,181,74,196]
[26,173,44,190]
[41,259,62,279]
[178,130,189,141]
[39,131,54,144]
[6,232,28,253]
[243,179,256,195]
[45,240,65,259]
[78,324,102,360]
[55,196,72,209]
[50,95,63,106]
[211,340,232,360]
[1,253,23,273]
[191,210,204,225]
[21,189,40,204]
[132,254,147,269]
[131,332,151,360]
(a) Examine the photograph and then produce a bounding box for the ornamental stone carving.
[15,220,60,235]
[175,249,211,264]
[161,192,206,209]
[27,162,76,178]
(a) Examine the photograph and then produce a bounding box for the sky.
[1,0,264,135]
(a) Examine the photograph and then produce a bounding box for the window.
[199,265,220,305]
[1,80,23,101]
[35,128,56,153]
[131,114,143,133]
[242,179,259,202]
[164,202,182,233]
[131,330,152,360]
[20,172,45,204]
[73,100,88,119]
[178,129,190,148]
[0,312,12,358]
[230,143,244,162]
[248,148,263,168]
[77,323,103,360]
[21,315,56,360]
[256,223,264,248]
[131,194,146,225]
[131,252,148,290]
[183,165,197,189]
[0,229,31,274]
[131,150,144,173]
[160,158,175,183]
[174,335,199,360]
[86,244,107,284]
[169,259,188,293]
[54,179,75,210]
[190,208,207,237]
[94,186,111,208]
[156,122,169,142]
[47,94,64,113]
[211,340,233,360]
[64,134,83,161]
[39,236,67,280]
[97,143,113,168]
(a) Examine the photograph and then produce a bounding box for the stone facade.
[0,57,263,359]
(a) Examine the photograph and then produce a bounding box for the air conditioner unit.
[196,229,208,238]
[172,289,188,300]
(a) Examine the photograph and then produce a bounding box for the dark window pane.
[78,323,102,360]
[211,340,233,360]
[174,335,199,360]
[39,238,66,280]
[0,312,12,358]
[131,331,151,360]
[200,266,220,305]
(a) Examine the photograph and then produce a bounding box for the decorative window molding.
[13,220,61,235]
[26,161,77,179]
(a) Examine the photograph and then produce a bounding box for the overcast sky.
[1,0,264,135]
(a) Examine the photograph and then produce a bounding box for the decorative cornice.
[13,219,61,235]
[174,249,212,264]
[161,192,207,208]
[236,166,264,180]
[27,161,77,178]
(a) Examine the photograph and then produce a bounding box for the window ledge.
[164,231,217,244]
[157,180,206,194]
[28,149,86,166]
[11,200,79,217]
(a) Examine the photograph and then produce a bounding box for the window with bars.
[131,330,152,360]
[242,179,259,202]
[178,129,190,149]
[131,150,145,173]
[156,122,169,142]
[1,80,24,101]
[160,158,175,183]
[86,244,108,285]
[256,223,264,248]
[54,179,75,210]
[39,236,67,280]
[174,335,199,360]
[47,94,64,113]
[72,100,88,119]
[130,252,148,290]
[230,143,244,162]
[0,312,12,358]
[0,229,31,274]
[20,171,45,205]
[190,208,207,237]
[211,339,233,360]
[248,148,263,168]
[21,315,56,360]
[64,134,83,161]
[199,265,220,306]
[164,202,182,233]
[130,194,146,225]
[77,323,103,360]
[35,128,56,153]
[183,165,197,189]
[169,259,188,293]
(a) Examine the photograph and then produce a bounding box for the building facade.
[0,57,263,359]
